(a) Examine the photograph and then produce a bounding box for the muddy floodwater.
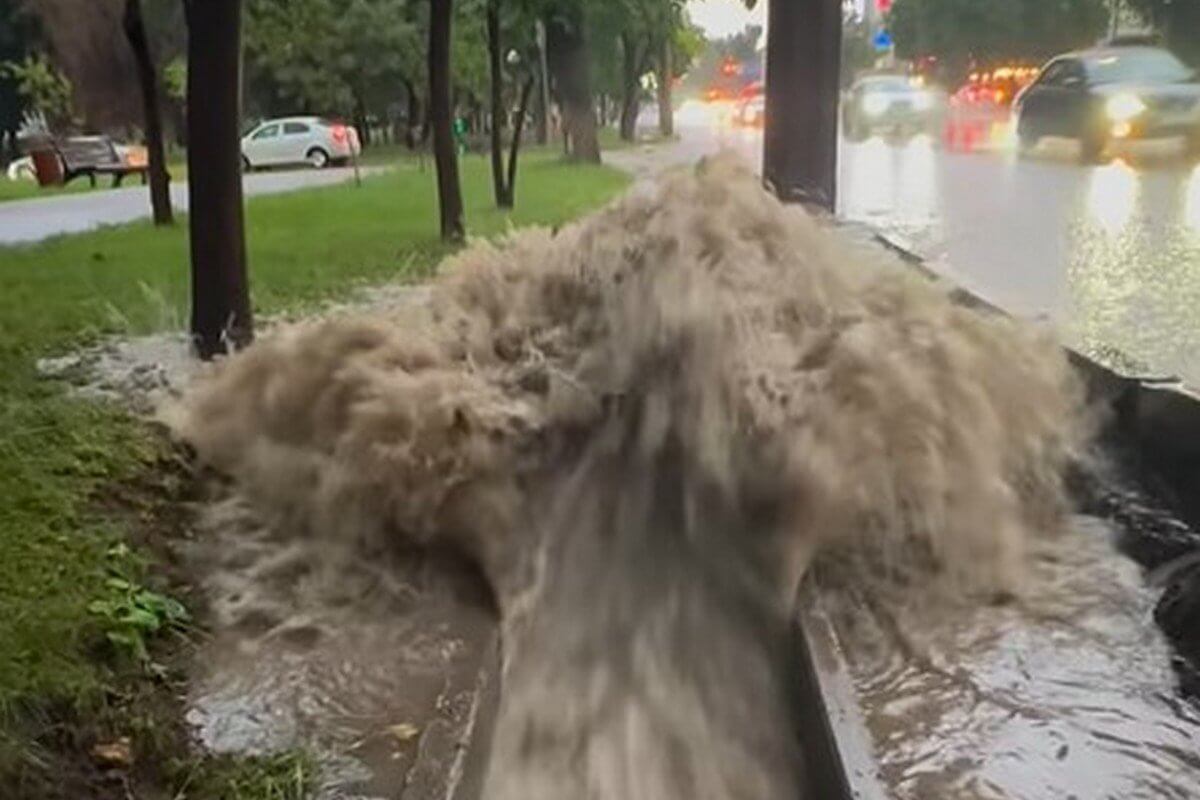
[184,497,496,799]
[166,156,1200,799]
[824,515,1200,800]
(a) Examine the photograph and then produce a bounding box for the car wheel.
[306,147,330,169]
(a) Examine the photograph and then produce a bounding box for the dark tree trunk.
[170,101,187,147]
[545,11,599,163]
[429,0,465,241]
[763,0,841,209]
[505,75,534,206]
[402,77,422,149]
[354,94,371,148]
[486,0,510,207]
[535,20,551,146]
[183,0,253,358]
[534,69,549,145]
[618,33,644,143]
[657,38,674,138]
[123,0,172,226]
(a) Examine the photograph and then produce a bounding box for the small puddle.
[825,515,1200,799]
[184,496,496,799]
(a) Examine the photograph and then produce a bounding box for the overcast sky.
[688,1,869,39]
[687,0,766,39]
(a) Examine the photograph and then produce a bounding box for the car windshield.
[1085,49,1192,84]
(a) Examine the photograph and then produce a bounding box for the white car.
[241,116,361,170]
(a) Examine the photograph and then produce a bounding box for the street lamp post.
[762,0,843,211]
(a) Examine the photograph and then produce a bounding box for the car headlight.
[1106,93,1146,122]
[862,94,891,117]
[912,91,933,111]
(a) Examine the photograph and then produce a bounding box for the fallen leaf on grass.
[91,737,133,769]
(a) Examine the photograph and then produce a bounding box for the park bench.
[30,136,149,188]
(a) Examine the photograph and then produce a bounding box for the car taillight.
[331,125,347,144]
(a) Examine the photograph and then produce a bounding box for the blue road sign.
[872,29,893,52]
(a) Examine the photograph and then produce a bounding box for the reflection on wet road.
[679,106,1200,386]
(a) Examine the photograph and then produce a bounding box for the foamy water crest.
[172,154,1086,798]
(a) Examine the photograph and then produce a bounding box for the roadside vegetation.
[0,152,628,798]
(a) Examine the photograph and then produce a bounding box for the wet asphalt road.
[0,166,376,246]
[663,103,1200,388]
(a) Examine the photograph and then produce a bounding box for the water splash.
[172,154,1087,797]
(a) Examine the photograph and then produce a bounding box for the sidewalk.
[0,166,380,245]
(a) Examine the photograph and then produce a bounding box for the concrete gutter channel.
[409,224,1200,800]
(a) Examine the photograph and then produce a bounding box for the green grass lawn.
[0,151,629,795]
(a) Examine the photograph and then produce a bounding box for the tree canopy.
[243,0,420,119]
[1125,0,1200,64]
[889,0,1108,75]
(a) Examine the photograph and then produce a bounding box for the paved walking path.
[0,166,380,246]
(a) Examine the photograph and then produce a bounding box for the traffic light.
[720,57,739,78]
[876,0,893,12]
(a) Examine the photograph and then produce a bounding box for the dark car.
[1015,46,1200,162]
[843,75,939,142]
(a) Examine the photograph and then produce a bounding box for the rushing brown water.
[173,155,1094,798]
[183,495,496,798]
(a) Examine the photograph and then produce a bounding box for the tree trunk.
[354,94,371,148]
[657,37,674,138]
[183,0,252,358]
[486,0,510,207]
[535,20,551,145]
[534,70,549,145]
[763,0,841,209]
[618,33,642,142]
[402,77,422,149]
[505,75,534,206]
[545,12,599,163]
[429,0,465,241]
[123,0,172,226]
[170,100,187,147]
